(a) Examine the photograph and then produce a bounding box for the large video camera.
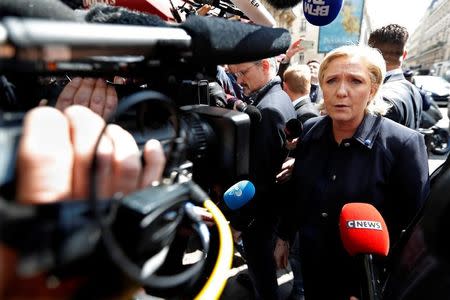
[0,12,290,299]
[0,16,252,187]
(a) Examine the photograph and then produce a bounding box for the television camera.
[0,11,290,299]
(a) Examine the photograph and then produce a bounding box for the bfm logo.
[347,220,382,231]
[228,186,243,197]
[304,0,330,17]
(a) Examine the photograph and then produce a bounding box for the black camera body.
[0,16,254,297]
[0,16,251,188]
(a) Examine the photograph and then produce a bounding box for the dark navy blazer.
[382,72,423,129]
[280,113,430,298]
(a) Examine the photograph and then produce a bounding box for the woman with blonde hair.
[275,44,429,299]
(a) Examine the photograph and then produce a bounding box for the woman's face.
[321,55,375,128]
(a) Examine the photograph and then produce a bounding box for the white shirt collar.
[385,68,403,77]
[292,95,310,107]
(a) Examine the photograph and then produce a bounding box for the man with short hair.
[306,59,322,103]
[368,24,423,129]
[228,58,296,299]
[283,64,320,124]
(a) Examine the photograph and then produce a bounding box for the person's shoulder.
[265,82,286,98]
[259,85,292,110]
[302,115,327,136]
[379,116,422,141]
[383,77,420,98]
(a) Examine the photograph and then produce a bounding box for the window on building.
[299,53,304,63]
[300,19,307,32]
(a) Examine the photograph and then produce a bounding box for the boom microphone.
[0,15,290,66]
[339,203,389,300]
[180,15,290,64]
[223,180,255,210]
[229,0,276,27]
[303,0,344,26]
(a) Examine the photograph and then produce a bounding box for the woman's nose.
[336,81,348,97]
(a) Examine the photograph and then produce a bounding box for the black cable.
[88,90,210,293]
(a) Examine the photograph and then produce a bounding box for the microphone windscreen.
[285,118,303,139]
[339,203,389,257]
[84,4,169,27]
[0,0,78,21]
[180,15,291,64]
[303,0,344,26]
[223,180,255,210]
[265,0,302,9]
[244,105,262,123]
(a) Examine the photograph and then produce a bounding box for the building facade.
[405,0,450,80]
[265,0,371,64]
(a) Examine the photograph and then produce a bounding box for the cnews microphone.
[303,0,344,26]
[223,180,255,210]
[339,202,389,256]
[229,0,276,27]
[339,202,389,300]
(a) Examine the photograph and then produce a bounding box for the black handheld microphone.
[229,98,262,123]
[285,118,303,140]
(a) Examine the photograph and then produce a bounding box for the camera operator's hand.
[197,4,213,16]
[1,105,166,299]
[17,106,165,201]
[55,77,118,120]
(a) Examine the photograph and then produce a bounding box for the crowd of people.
[0,2,435,300]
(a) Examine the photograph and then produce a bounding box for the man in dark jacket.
[228,58,297,299]
[283,64,320,124]
[306,59,322,103]
[369,24,423,129]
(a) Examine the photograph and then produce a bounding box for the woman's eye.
[326,78,336,84]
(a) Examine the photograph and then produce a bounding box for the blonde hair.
[283,64,311,94]
[318,44,390,115]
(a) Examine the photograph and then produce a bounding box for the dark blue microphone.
[303,0,344,26]
[223,180,255,210]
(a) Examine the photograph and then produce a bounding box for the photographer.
[0,105,166,299]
